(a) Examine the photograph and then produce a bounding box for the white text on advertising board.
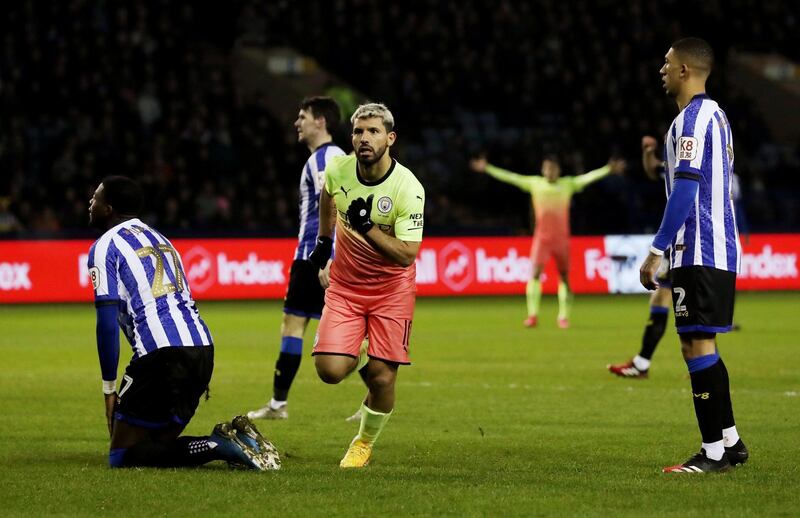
[217,253,285,285]
[0,262,31,290]
[740,246,797,279]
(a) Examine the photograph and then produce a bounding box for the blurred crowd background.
[2,0,798,238]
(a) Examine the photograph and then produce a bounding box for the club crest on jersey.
[377,196,393,214]
[678,136,698,161]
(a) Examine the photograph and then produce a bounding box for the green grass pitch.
[1,293,798,516]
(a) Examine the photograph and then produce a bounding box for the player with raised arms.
[470,153,626,328]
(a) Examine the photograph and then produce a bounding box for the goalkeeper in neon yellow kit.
[470,154,626,328]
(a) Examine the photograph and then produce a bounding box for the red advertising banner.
[169,238,296,300]
[1,234,798,303]
[413,236,608,296]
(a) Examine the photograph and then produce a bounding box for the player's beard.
[356,143,388,166]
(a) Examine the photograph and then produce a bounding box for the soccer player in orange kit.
[307,103,425,468]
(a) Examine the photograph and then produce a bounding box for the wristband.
[309,236,334,269]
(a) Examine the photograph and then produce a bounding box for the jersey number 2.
[673,287,687,313]
[136,245,185,298]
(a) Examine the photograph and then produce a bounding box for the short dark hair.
[671,37,714,73]
[542,153,561,164]
[299,96,341,133]
[541,144,563,164]
[101,175,143,216]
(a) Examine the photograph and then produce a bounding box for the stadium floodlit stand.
[1,0,797,237]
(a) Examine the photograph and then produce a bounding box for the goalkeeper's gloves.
[308,236,333,269]
[347,194,374,234]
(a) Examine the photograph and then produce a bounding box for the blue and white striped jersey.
[295,143,345,260]
[87,218,212,358]
[663,94,740,273]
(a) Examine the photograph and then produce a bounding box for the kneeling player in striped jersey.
[88,176,278,470]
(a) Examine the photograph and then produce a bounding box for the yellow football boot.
[339,438,373,468]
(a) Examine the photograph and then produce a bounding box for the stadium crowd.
[1,0,798,237]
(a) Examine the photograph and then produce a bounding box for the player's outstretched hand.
[347,195,374,234]
[641,135,658,153]
[608,158,627,175]
[469,156,488,173]
[309,236,333,269]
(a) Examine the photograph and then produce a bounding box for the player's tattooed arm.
[363,229,421,267]
[318,189,336,239]
[310,189,337,269]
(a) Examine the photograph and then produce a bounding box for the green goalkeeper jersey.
[485,164,611,241]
